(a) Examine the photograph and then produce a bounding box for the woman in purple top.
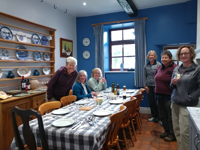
[154,51,177,142]
[47,57,78,101]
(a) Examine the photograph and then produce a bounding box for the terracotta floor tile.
[127,114,178,150]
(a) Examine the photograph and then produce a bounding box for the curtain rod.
[91,17,148,26]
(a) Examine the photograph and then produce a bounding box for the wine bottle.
[112,82,115,93]
[21,76,26,90]
[26,79,31,90]
[116,83,120,95]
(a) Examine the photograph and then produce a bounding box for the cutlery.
[71,121,83,130]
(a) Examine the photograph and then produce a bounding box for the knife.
[71,121,82,130]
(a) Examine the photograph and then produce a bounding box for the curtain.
[93,25,104,76]
[134,19,146,87]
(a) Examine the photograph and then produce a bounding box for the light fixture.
[117,0,138,17]
[83,2,86,5]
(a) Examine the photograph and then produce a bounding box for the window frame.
[109,27,135,71]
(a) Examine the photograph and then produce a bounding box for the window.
[109,27,135,71]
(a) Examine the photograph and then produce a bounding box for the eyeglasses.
[179,52,190,56]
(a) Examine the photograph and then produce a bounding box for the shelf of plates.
[0,12,56,82]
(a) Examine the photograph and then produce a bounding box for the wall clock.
[83,50,90,59]
[82,38,90,46]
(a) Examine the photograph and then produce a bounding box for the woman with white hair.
[143,50,161,123]
[47,56,78,101]
[88,68,107,92]
[73,70,98,100]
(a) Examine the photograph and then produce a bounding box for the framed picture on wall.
[60,38,73,57]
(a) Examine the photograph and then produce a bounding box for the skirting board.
[140,107,151,114]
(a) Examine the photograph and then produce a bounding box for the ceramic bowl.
[42,68,51,75]
[17,68,31,77]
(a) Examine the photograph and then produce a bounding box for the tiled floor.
[121,114,179,150]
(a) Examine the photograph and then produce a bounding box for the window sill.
[105,71,134,74]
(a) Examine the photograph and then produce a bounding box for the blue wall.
[76,1,197,107]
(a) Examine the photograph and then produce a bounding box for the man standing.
[47,57,78,101]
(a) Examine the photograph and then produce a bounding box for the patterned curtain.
[134,19,146,87]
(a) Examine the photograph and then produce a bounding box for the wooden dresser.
[0,91,46,150]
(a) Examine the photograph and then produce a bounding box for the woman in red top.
[154,51,177,142]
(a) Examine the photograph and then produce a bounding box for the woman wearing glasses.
[88,68,107,92]
[171,45,200,150]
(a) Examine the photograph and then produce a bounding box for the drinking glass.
[123,85,126,91]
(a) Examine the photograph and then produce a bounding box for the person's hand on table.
[91,92,98,96]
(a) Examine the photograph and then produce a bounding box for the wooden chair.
[69,90,73,95]
[60,95,77,106]
[118,98,137,150]
[137,88,145,125]
[11,106,49,150]
[38,101,61,116]
[130,92,143,134]
[103,105,127,150]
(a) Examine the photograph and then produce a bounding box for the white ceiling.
[42,0,189,17]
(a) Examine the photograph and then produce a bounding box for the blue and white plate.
[16,46,28,61]
[0,49,10,60]
[0,26,13,40]
[31,34,40,44]
[33,52,42,61]
[43,52,51,61]
[16,31,27,43]
[41,36,49,46]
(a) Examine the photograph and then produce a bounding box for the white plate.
[109,99,124,104]
[119,94,132,97]
[0,49,10,60]
[52,119,75,127]
[75,100,89,105]
[52,109,70,115]
[93,110,112,116]
[0,69,3,78]
[42,68,51,75]
[126,90,135,93]
[17,68,31,77]
[16,31,27,42]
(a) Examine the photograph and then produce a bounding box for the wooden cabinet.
[0,92,46,150]
[0,12,56,150]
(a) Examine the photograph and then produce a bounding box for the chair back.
[123,97,137,125]
[60,95,77,106]
[133,92,143,109]
[11,106,49,150]
[139,88,145,95]
[69,90,73,95]
[38,101,61,116]
[105,105,127,147]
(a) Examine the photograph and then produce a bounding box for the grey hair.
[76,70,88,83]
[66,57,77,66]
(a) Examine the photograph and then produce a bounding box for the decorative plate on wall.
[0,26,13,40]
[16,46,28,61]
[33,52,42,61]
[31,34,41,44]
[43,52,51,61]
[83,50,90,59]
[16,31,27,43]
[82,38,90,46]
[0,49,10,60]
[41,36,49,46]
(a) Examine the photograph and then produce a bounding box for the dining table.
[10,89,139,150]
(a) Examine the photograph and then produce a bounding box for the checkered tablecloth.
[10,89,139,150]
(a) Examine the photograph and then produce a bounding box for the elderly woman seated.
[88,68,107,92]
[73,70,98,100]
